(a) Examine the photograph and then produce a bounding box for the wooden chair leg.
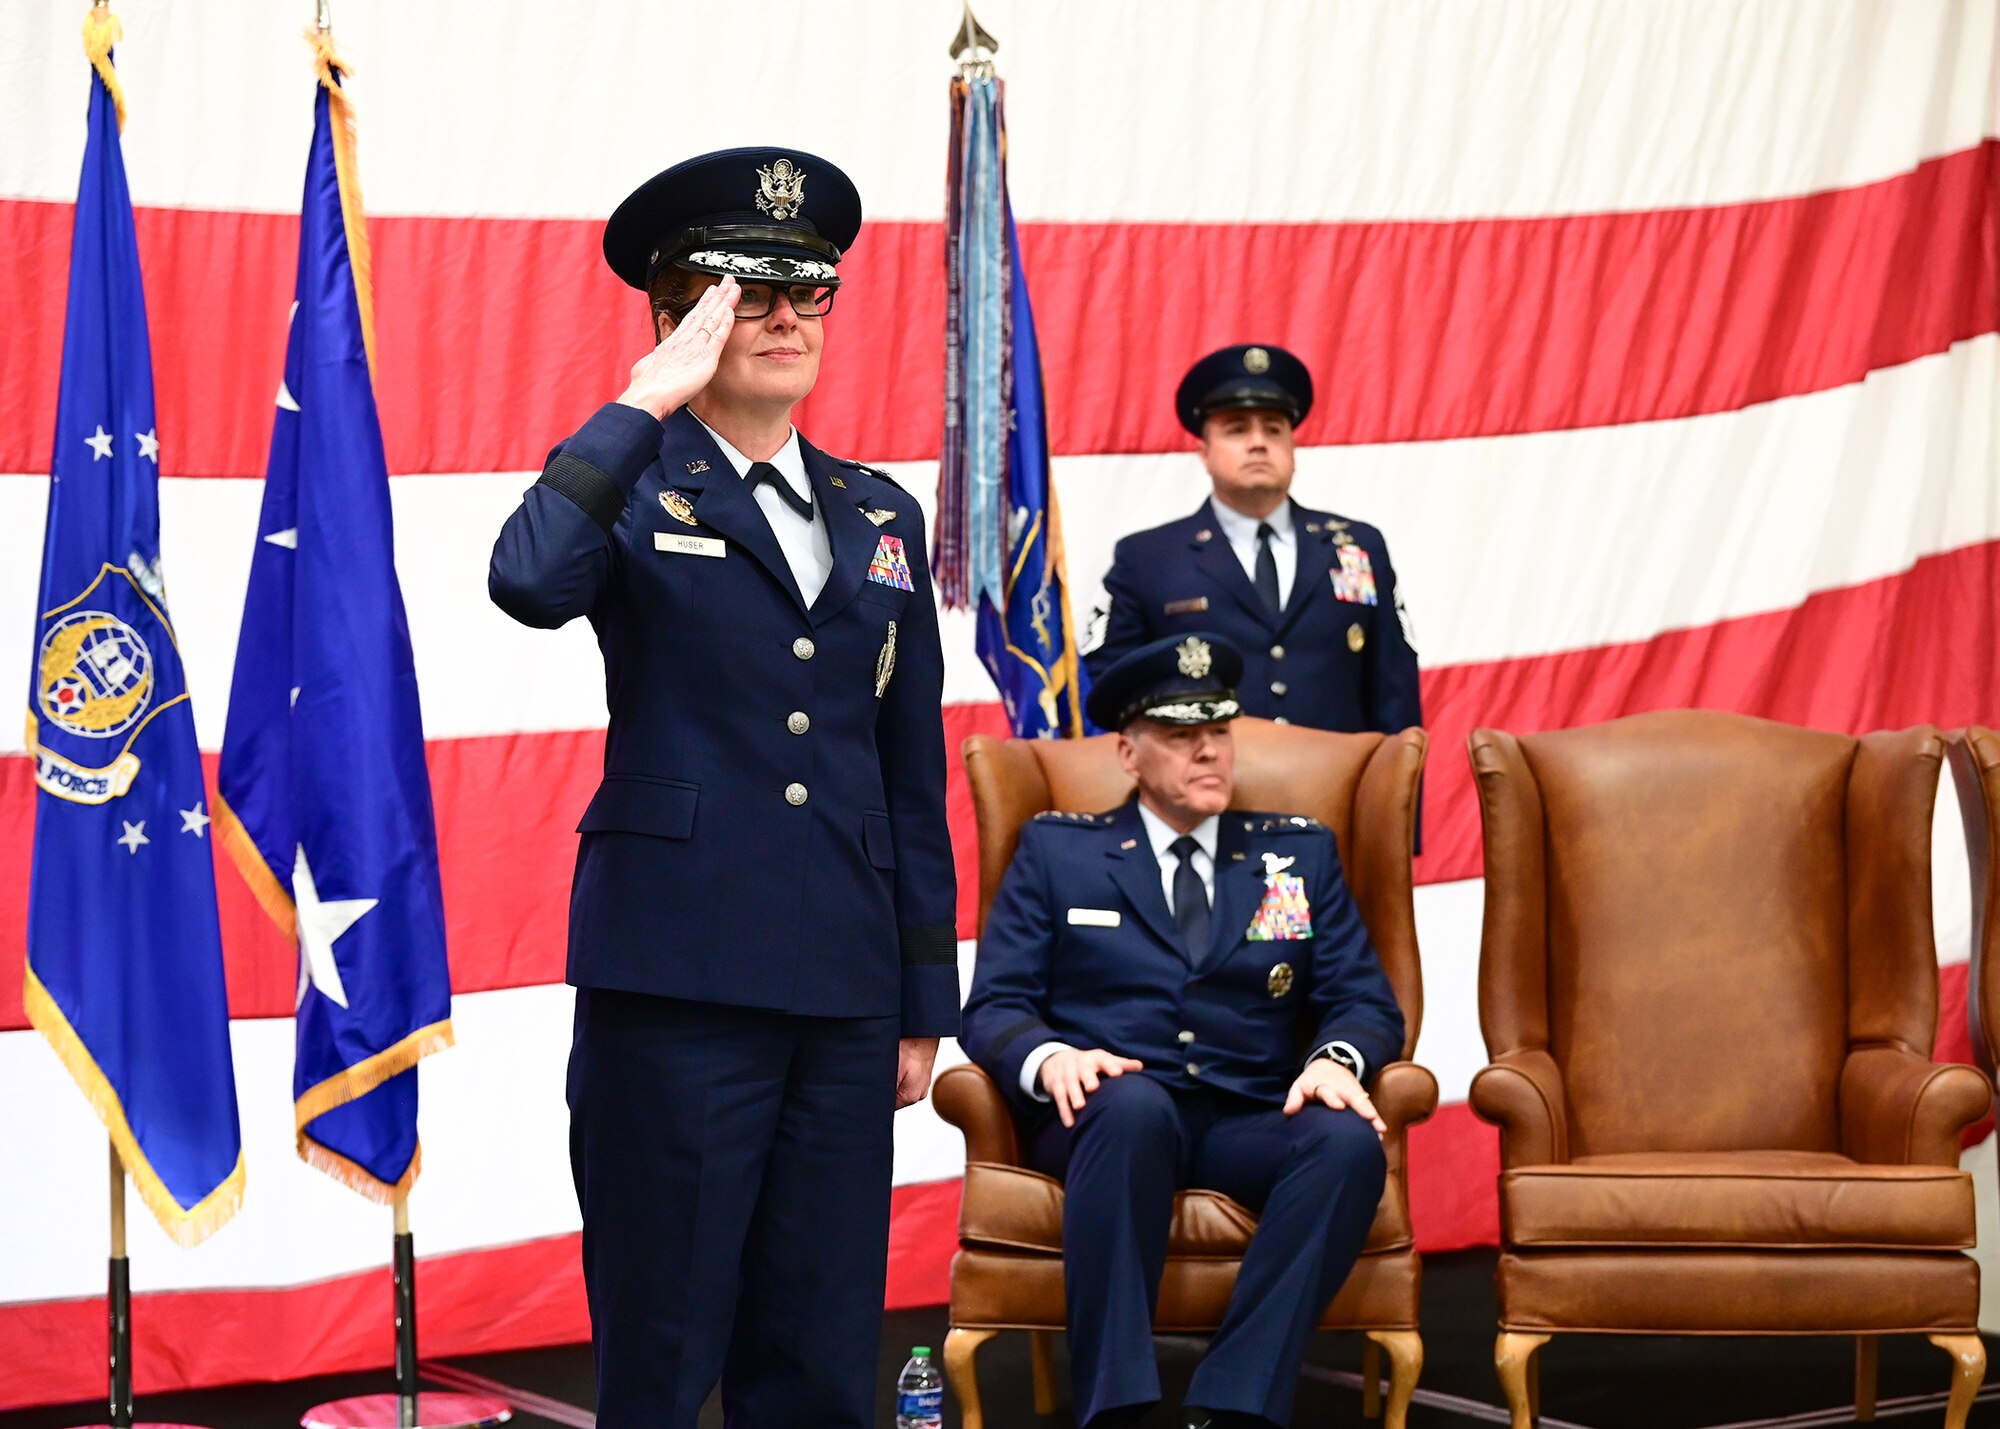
[1361,1337,1382,1418]
[1364,1330,1423,1429]
[1927,1334,1987,1429]
[1855,1335,1880,1421]
[1029,1329,1061,1415]
[1495,1332,1550,1429]
[944,1327,998,1429]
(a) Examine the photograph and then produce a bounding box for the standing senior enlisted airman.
[489,147,958,1429]
[1085,344,1421,741]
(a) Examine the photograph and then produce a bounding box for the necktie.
[1170,835,1210,958]
[1254,522,1281,614]
[748,460,812,520]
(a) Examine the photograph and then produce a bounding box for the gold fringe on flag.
[299,1131,422,1205]
[305,28,377,378]
[82,8,128,133]
[23,966,245,1246]
[211,791,299,942]
[295,1020,456,1201]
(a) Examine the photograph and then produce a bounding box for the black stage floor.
[6,1251,1997,1428]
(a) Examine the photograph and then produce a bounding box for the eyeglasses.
[660,282,837,325]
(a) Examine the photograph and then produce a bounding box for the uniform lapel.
[664,411,807,615]
[800,438,873,625]
[1187,504,1275,629]
[1202,815,1264,972]
[1280,501,1338,635]
[1102,800,1186,960]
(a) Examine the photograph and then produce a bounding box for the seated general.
[961,633,1406,1429]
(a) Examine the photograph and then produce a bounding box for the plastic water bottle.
[896,1346,943,1429]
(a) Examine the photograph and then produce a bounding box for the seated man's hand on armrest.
[1041,1048,1146,1128]
[1284,1058,1385,1136]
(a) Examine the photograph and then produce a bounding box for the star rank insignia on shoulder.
[839,457,903,490]
[1034,810,1113,827]
[1245,814,1325,834]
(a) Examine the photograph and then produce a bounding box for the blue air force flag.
[24,21,243,1247]
[216,57,453,1201]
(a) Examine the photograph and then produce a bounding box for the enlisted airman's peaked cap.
[1175,343,1314,435]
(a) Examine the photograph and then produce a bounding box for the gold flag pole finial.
[950,2,998,78]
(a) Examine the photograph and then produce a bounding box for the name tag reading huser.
[656,532,725,558]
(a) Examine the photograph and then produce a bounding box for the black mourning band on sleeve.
[899,925,959,967]
[538,451,629,536]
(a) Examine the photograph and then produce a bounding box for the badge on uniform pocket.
[1163,596,1209,615]
[868,534,915,591]
[1330,545,1377,605]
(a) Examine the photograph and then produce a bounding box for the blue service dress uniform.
[490,400,959,1426]
[961,800,1404,1426]
[1088,501,1421,738]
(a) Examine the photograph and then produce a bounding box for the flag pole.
[392,1197,417,1428]
[108,1141,132,1429]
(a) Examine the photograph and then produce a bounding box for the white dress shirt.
[690,413,833,606]
[1019,799,1365,1100]
[1210,495,1296,609]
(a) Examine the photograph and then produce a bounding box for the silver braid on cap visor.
[1137,697,1242,725]
[685,250,839,282]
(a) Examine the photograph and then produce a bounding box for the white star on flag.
[180,804,211,837]
[135,429,159,462]
[292,844,375,1010]
[86,426,114,461]
[117,821,148,854]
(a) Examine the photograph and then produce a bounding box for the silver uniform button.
[1270,644,1286,660]
[787,711,810,735]
[784,782,808,805]
[1186,1063,1202,1077]
[1271,681,1288,697]
[1273,716,1290,725]
[1178,1030,1195,1044]
[792,637,815,660]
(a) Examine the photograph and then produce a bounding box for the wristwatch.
[1318,1044,1362,1077]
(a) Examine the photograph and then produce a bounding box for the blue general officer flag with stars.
[24,18,243,1248]
[216,50,453,1202]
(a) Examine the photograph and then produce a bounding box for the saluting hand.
[615,276,740,419]
[1284,1058,1386,1136]
[1041,1048,1146,1129]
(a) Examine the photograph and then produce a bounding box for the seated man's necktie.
[1171,834,1210,955]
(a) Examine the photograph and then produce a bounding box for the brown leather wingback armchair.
[1468,711,1991,1429]
[1948,727,2000,1205]
[933,717,1436,1429]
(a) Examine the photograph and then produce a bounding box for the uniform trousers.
[1028,1072,1387,1427]
[567,989,901,1429]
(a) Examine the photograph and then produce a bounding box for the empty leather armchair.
[1948,727,2000,1239]
[1469,711,1991,1429]
[934,717,1436,1429]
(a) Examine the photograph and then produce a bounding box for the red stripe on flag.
[2,545,1994,1026]
[1413,536,2000,886]
[0,142,1992,478]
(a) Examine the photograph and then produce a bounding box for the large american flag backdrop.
[2,0,1997,1407]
